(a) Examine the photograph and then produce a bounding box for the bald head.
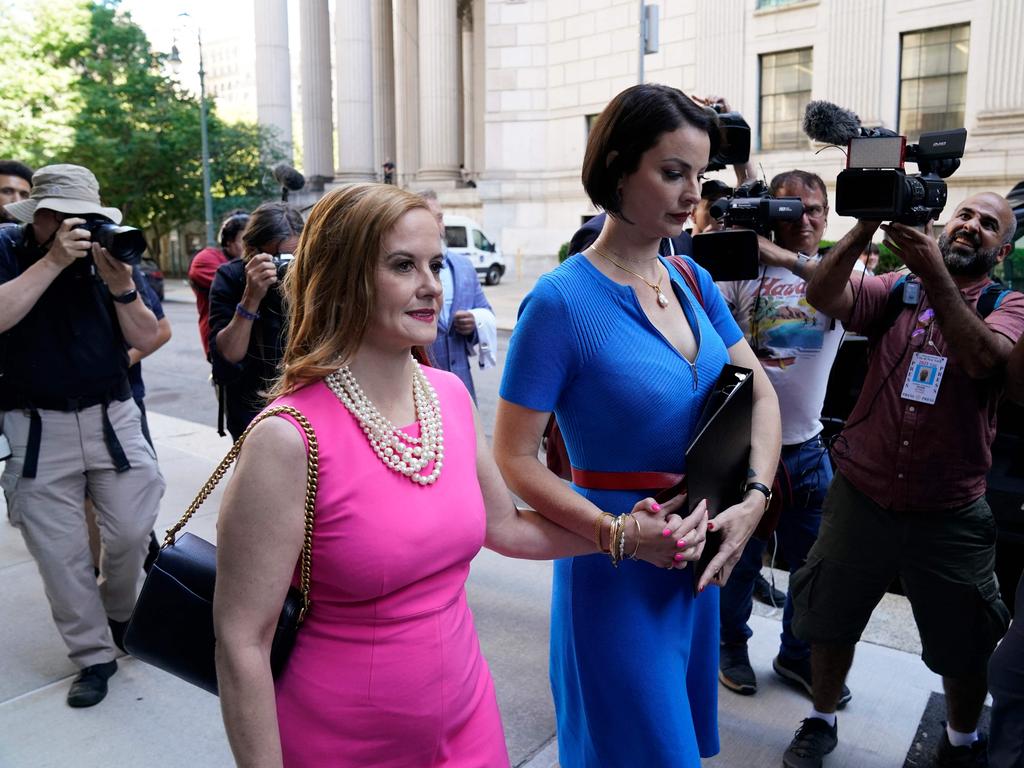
[938,192,1017,276]
[961,193,1016,244]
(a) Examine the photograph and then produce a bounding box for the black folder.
[656,364,753,595]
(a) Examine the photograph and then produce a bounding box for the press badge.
[901,352,947,404]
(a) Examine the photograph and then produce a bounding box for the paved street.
[0,271,947,767]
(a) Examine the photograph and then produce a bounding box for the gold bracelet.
[609,515,622,567]
[628,514,642,560]
[594,513,611,553]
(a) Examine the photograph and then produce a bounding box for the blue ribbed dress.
[500,254,743,767]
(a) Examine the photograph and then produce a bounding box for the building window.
[759,48,813,151]
[899,24,969,140]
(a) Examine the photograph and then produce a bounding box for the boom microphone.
[802,100,864,145]
[272,163,306,192]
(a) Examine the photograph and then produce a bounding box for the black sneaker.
[934,730,988,768]
[753,572,786,607]
[783,717,838,768]
[67,660,118,708]
[719,643,757,695]
[773,653,852,709]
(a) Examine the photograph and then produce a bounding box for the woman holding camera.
[208,201,304,440]
[212,183,690,767]
[493,84,781,766]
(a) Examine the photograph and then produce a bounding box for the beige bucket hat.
[4,164,122,225]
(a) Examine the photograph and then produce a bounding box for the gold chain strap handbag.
[124,405,319,695]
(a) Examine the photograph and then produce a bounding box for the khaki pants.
[1,400,164,668]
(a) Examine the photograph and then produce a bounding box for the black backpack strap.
[977,282,1014,319]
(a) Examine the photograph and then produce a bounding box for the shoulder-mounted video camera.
[803,100,966,225]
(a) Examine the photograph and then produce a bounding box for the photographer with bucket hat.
[0,164,165,707]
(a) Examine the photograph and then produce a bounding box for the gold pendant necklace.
[589,243,669,308]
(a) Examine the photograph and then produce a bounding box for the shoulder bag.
[124,405,319,695]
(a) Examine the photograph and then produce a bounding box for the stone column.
[460,9,473,177]
[254,0,293,156]
[392,0,420,187]
[417,0,461,183]
[826,0,885,126]
[334,0,376,181]
[371,0,396,175]
[299,0,333,180]
[975,0,1024,133]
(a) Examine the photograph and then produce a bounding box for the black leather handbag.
[124,405,319,695]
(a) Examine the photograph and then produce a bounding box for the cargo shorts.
[791,471,1010,678]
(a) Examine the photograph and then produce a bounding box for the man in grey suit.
[418,190,495,402]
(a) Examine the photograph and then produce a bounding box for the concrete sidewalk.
[1,408,946,767]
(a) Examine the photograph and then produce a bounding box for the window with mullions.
[899,24,969,140]
[759,48,813,151]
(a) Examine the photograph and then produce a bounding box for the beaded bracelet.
[618,515,627,564]
[235,303,260,321]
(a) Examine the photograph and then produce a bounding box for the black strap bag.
[124,405,319,695]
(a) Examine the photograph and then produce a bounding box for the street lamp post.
[170,19,216,248]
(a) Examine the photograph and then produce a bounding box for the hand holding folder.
[655,364,753,595]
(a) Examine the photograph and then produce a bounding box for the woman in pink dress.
[212,183,693,767]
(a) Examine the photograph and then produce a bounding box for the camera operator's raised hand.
[91,241,161,353]
[44,216,92,270]
[692,94,757,186]
[878,222,943,279]
[242,252,278,306]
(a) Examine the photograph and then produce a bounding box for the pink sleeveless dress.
[270,367,509,767]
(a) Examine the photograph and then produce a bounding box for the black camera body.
[273,253,294,280]
[79,214,147,265]
[835,128,967,225]
[709,180,804,237]
[690,180,801,281]
[706,105,752,172]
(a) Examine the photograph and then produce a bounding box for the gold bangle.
[628,514,642,560]
[594,513,611,553]
[609,515,622,567]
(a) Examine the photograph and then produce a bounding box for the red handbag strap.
[666,254,704,309]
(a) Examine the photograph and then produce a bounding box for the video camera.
[79,214,147,265]
[690,180,803,281]
[803,100,967,225]
[706,105,752,173]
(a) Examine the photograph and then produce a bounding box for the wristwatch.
[744,481,773,512]
[794,252,812,274]
[111,287,138,304]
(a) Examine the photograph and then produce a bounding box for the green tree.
[0,0,285,258]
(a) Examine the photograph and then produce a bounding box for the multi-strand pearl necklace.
[325,360,444,485]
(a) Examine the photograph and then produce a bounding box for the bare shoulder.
[237,415,308,469]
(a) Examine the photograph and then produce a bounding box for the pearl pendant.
[656,290,669,308]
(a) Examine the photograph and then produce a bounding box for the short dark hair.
[218,209,250,249]
[582,84,720,218]
[769,170,829,204]
[0,160,34,185]
[241,202,304,258]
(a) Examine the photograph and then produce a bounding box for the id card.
[901,352,947,404]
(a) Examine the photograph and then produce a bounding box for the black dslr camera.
[79,214,147,265]
[273,253,294,280]
[691,180,803,281]
[834,128,967,225]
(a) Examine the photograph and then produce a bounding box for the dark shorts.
[791,471,1010,678]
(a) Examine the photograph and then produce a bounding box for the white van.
[443,214,506,285]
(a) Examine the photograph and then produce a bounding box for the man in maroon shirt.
[781,193,1024,768]
[188,211,249,358]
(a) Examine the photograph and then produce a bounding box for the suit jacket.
[568,212,693,257]
[428,252,493,401]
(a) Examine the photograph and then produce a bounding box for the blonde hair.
[269,183,429,396]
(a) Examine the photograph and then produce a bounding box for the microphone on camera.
[272,163,306,201]
[803,100,901,146]
[802,100,865,145]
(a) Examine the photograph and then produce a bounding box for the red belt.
[570,467,685,491]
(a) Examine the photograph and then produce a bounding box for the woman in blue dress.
[493,84,782,766]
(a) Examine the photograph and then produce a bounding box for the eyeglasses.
[802,205,827,219]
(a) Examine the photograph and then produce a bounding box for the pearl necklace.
[326,360,444,485]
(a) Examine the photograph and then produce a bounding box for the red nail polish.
[677,539,687,548]
[707,521,715,532]
[674,553,684,561]
[662,527,672,537]
[651,502,662,512]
